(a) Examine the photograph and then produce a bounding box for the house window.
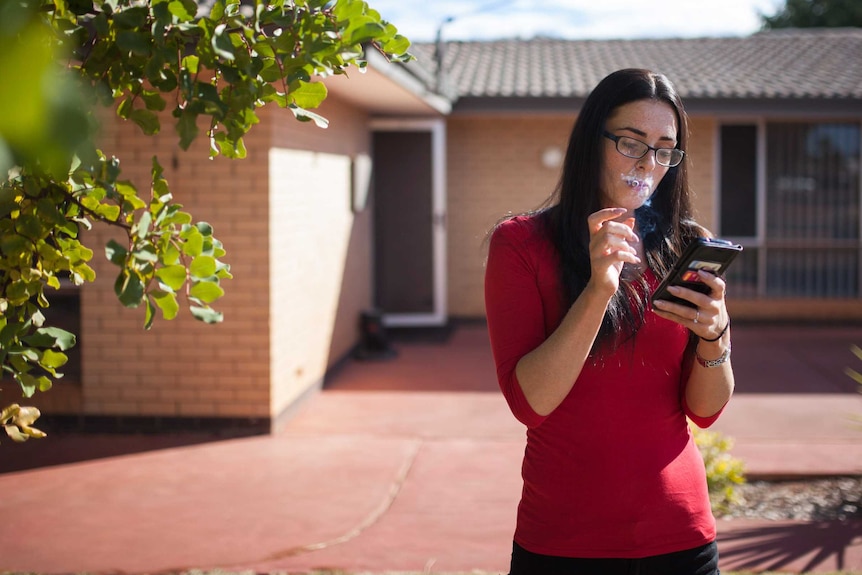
[719,125,759,298]
[719,121,861,298]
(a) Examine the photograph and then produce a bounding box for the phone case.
[651,238,743,308]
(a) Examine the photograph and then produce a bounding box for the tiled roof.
[406,28,862,101]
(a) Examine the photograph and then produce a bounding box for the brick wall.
[687,117,717,231]
[446,113,720,318]
[76,108,273,420]
[446,114,573,316]
[26,94,374,428]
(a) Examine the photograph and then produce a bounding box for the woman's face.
[600,99,679,212]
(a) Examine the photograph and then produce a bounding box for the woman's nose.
[637,151,657,170]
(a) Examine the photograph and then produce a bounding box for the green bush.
[845,345,862,429]
[691,423,746,515]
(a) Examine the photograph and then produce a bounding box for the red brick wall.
[76,109,272,419]
[27,94,375,426]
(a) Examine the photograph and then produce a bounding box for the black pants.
[509,540,719,575]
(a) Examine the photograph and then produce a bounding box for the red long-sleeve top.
[485,215,722,558]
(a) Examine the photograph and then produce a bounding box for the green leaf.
[141,91,166,112]
[36,198,67,226]
[289,105,329,129]
[70,262,96,283]
[161,242,181,266]
[136,210,152,237]
[215,261,232,279]
[196,222,214,236]
[118,183,147,211]
[105,239,128,266]
[23,327,76,351]
[346,21,386,45]
[18,348,40,362]
[0,322,19,348]
[40,349,68,369]
[288,81,328,109]
[38,375,52,392]
[211,24,236,61]
[117,31,150,55]
[129,108,160,135]
[17,373,38,398]
[189,255,216,278]
[6,280,31,306]
[144,296,155,330]
[167,0,197,21]
[208,0,225,19]
[112,5,148,29]
[95,203,121,222]
[156,264,186,291]
[114,270,145,308]
[189,281,224,303]
[153,290,179,320]
[382,35,412,58]
[182,55,200,75]
[190,305,223,324]
[0,233,28,258]
[181,228,203,256]
[132,244,158,263]
[177,109,199,150]
[15,213,44,241]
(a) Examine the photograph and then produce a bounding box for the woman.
[484,68,734,575]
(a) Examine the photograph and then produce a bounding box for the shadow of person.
[718,520,862,572]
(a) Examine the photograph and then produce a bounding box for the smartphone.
[651,238,743,308]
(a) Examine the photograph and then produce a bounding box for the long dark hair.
[544,68,704,353]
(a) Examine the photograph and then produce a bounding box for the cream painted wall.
[266,98,373,420]
[268,148,354,414]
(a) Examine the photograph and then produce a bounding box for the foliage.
[761,0,862,28]
[691,424,746,515]
[1,403,46,442]
[846,344,862,427]
[845,344,862,387]
[0,0,412,441]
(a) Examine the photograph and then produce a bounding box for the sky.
[369,0,786,43]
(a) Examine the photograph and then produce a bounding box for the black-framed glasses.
[602,131,685,167]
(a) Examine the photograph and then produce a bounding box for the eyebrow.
[618,126,676,143]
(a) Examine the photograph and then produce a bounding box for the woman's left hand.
[652,270,729,340]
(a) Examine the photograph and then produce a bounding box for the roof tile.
[406,29,862,100]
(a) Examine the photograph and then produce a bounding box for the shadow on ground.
[718,520,862,572]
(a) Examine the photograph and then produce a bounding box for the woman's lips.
[623,174,652,195]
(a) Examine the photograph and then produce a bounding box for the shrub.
[691,423,746,515]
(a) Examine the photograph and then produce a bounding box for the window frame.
[716,117,862,299]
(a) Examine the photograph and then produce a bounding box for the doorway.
[371,119,447,327]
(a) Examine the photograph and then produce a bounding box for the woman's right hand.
[587,207,641,296]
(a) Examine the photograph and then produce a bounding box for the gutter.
[367,50,453,115]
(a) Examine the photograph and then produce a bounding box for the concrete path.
[0,323,860,574]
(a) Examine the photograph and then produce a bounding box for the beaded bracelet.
[700,321,729,342]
